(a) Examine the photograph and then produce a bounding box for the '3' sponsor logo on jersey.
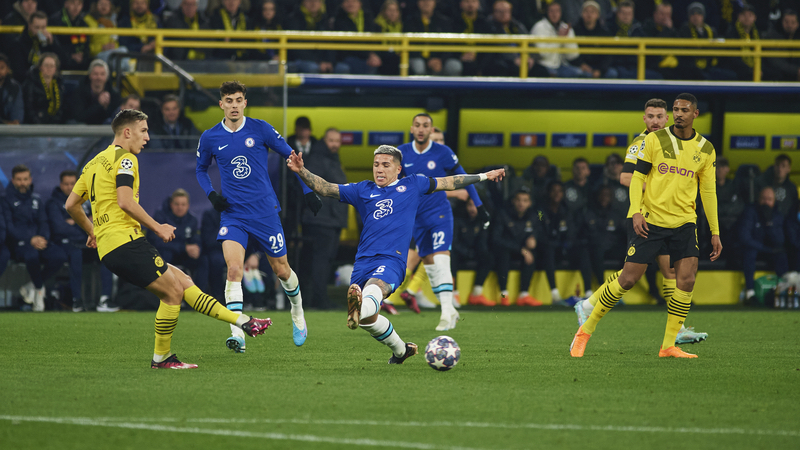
[373,199,393,220]
[231,155,252,179]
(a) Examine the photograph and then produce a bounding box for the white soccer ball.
[425,335,460,371]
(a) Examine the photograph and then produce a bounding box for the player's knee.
[226,264,243,281]
[270,260,291,281]
[677,274,696,291]
[617,272,637,290]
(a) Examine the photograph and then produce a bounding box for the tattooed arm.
[286,151,340,199]
[434,168,505,191]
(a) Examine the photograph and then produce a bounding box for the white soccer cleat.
[574,301,589,326]
[675,326,708,345]
[435,311,460,331]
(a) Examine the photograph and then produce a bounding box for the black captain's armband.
[622,162,636,174]
[426,177,437,194]
[116,174,134,188]
[635,159,652,175]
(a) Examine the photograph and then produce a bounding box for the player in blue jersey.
[287,145,504,363]
[196,81,322,352]
[397,113,491,331]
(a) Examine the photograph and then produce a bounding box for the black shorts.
[625,222,699,268]
[626,218,669,257]
[101,238,169,288]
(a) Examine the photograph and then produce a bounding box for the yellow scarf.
[375,15,401,33]
[301,4,325,30]
[184,14,204,60]
[40,72,60,117]
[421,16,431,57]
[689,24,717,68]
[736,21,759,68]
[349,10,364,32]
[130,10,158,43]
[461,12,475,33]
[220,8,248,58]
[28,36,41,66]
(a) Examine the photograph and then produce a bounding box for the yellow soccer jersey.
[73,145,143,258]
[624,129,647,167]
[631,126,719,233]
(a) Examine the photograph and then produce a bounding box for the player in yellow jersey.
[64,109,273,369]
[574,98,708,345]
[570,93,722,359]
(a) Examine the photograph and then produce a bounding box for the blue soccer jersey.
[339,174,435,267]
[196,116,311,219]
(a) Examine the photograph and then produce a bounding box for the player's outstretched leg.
[575,270,621,326]
[425,254,459,331]
[659,278,708,344]
[183,284,272,341]
[570,277,628,357]
[278,269,307,346]
[224,280,247,353]
[358,283,417,364]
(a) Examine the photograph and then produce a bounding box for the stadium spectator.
[286,116,316,154]
[48,0,90,71]
[404,0,462,76]
[251,0,283,61]
[572,1,613,78]
[491,187,541,306]
[201,207,225,301]
[452,198,493,306]
[764,9,800,81]
[641,2,680,79]
[714,156,744,252]
[563,157,591,214]
[150,94,200,149]
[146,189,206,278]
[531,1,588,78]
[104,94,141,124]
[373,0,402,75]
[595,153,628,217]
[723,4,761,81]
[452,0,486,76]
[581,185,627,293]
[330,0,382,74]
[3,0,39,27]
[162,0,209,61]
[480,0,548,78]
[757,154,798,218]
[10,11,64,83]
[84,0,131,71]
[284,0,334,74]
[536,180,578,302]
[283,116,316,245]
[22,52,64,124]
[605,1,661,79]
[521,154,559,207]
[502,0,542,29]
[553,0,586,26]
[299,128,348,310]
[0,53,25,125]
[68,59,120,125]
[5,164,67,312]
[119,0,159,58]
[740,186,788,304]
[677,2,736,80]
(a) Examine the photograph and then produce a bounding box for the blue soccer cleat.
[574,301,589,326]
[226,336,246,353]
[292,319,307,346]
[675,326,708,345]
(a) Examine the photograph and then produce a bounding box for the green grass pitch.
[1,308,798,450]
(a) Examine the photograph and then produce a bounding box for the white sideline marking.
[0,415,484,450]
[2,415,798,439]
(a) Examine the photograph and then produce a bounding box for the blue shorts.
[218,215,287,258]
[350,255,405,293]
[413,214,453,258]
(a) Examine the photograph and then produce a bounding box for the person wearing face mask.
[740,186,788,304]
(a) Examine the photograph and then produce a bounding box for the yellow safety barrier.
[2,26,800,82]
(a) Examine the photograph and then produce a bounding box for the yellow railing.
[2,26,800,82]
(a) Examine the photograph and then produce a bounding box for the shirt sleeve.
[623,139,640,174]
[115,153,138,188]
[262,122,313,195]
[698,149,720,235]
[195,132,216,196]
[73,171,89,200]
[338,182,359,206]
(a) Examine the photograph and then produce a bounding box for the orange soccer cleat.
[658,346,698,358]
[516,295,543,306]
[569,326,592,357]
[468,294,496,306]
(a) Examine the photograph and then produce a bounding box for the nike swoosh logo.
[218,144,229,150]
[370,194,380,198]
[404,163,413,167]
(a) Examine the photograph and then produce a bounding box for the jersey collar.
[221,116,247,133]
[413,139,433,155]
[668,125,696,141]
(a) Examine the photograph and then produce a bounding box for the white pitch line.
[5,415,798,439]
[0,415,486,450]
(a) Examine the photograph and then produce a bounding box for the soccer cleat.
[226,336,246,353]
[292,319,307,346]
[574,301,589,326]
[151,354,198,369]
[659,346,698,358]
[500,296,510,306]
[32,287,45,312]
[241,317,272,337]
[569,326,591,357]
[346,284,362,330]
[381,302,399,315]
[19,282,34,305]
[468,294,496,306]
[435,310,460,331]
[675,326,708,345]
[388,342,418,364]
[400,291,421,314]
[517,295,543,306]
[550,288,562,303]
[96,301,120,313]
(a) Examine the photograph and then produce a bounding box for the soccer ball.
[425,336,460,371]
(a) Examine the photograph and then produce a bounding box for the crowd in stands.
[0,0,799,82]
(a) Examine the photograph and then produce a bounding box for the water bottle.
[777,288,787,309]
[793,287,800,309]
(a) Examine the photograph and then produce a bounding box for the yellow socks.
[660,278,676,303]
[582,278,628,334]
[587,270,621,307]
[183,285,240,324]
[406,264,428,294]
[662,288,692,349]
[154,301,180,357]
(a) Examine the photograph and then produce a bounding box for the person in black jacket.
[161,0,210,61]
[563,157,591,214]
[284,0,334,73]
[492,187,542,306]
[536,180,580,303]
[764,9,800,81]
[22,52,64,125]
[299,128,348,309]
[67,59,120,125]
[9,11,64,84]
[572,1,614,78]
[0,53,25,124]
[5,165,67,311]
[740,186,788,303]
[330,0,383,74]
[756,153,798,218]
[581,185,627,294]
[48,0,91,71]
[404,0,462,76]
[201,207,226,301]
[149,94,200,149]
[480,0,549,77]
[146,189,206,278]
[453,198,494,306]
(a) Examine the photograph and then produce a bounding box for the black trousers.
[299,225,341,309]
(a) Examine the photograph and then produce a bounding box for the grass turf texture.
[1,308,798,450]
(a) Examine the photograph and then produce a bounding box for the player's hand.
[305,192,322,215]
[484,168,506,182]
[477,205,491,229]
[632,212,648,238]
[287,150,304,173]
[521,248,534,265]
[208,191,230,212]
[86,234,97,249]
[155,223,176,243]
[30,236,47,250]
[186,244,200,259]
